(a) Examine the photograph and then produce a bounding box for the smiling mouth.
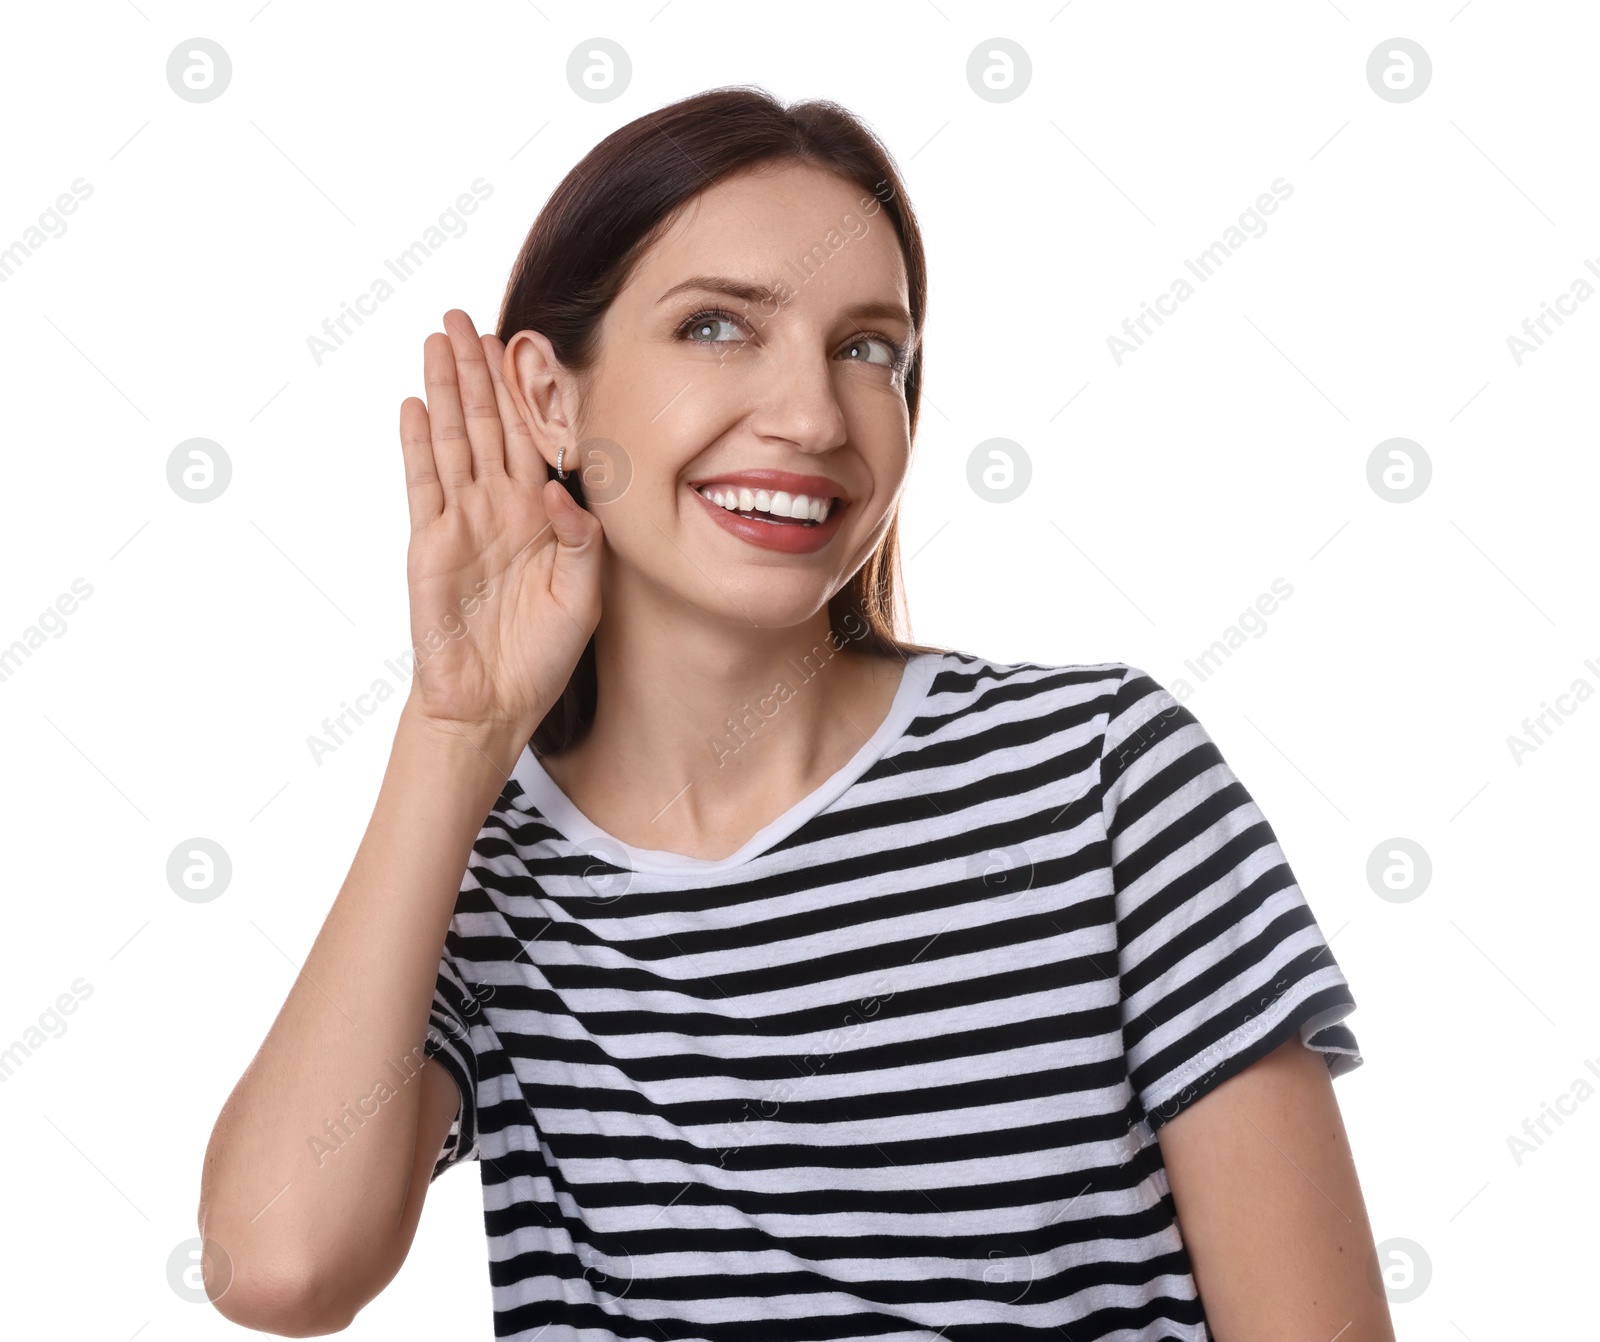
[693,484,837,526]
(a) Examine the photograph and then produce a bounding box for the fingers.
[422,328,473,494]
[441,309,506,478]
[399,396,443,532]
[481,332,542,482]
[542,478,605,620]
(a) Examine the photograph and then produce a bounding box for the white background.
[1,1,1593,1338]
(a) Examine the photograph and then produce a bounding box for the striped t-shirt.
[421,651,1362,1341]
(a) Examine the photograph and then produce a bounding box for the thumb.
[542,477,604,558]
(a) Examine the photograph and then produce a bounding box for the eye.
[675,306,911,381]
[839,332,910,380]
[676,308,747,345]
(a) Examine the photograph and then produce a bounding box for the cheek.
[847,497,900,564]
[850,454,911,554]
[580,434,694,564]
[577,386,707,512]
[585,490,680,596]
[853,392,912,465]
[854,419,913,510]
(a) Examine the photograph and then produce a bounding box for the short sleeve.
[420,924,481,1182]
[1101,664,1362,1132]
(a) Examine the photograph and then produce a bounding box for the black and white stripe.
[421,653,1361,1341]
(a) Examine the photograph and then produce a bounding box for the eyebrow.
[656,275,916,333]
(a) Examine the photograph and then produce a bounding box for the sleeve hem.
[1298,1002,1363,1078]
[422,1013,479,1180]
[1140,983,1361,1133]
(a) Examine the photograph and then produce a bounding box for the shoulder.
[921,647,1143,717]
[910,651,1213,784]
[906,649,1163,752]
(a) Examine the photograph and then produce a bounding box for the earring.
[555,444,568,479]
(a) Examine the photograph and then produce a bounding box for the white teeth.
[697,484,837,523]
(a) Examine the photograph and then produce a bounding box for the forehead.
[621,160,910,310]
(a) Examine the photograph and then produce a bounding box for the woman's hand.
[398,309,603,742]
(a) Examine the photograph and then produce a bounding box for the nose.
[745,344,849,456]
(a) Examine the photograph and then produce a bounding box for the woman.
[199,86,1394,1340]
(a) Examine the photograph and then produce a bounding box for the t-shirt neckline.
[507,650,946,875]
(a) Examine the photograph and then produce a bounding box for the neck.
[544,582,908,852]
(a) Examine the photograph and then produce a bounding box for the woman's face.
[524,160,917,635]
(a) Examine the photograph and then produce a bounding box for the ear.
[502,330,582,472]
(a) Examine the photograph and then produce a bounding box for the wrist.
[396,694,534,784]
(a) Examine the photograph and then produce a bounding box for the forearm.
[197,695,525,1326]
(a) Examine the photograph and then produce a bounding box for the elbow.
[205,1259,356,1337]
[194,1168,403,1335]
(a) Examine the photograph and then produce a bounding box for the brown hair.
[497,84,943,756]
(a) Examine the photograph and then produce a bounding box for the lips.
[687,473,848,554]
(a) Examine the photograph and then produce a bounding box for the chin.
[720,592,841,634]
